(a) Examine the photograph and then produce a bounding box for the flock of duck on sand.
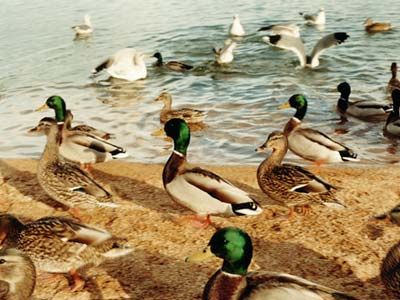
[1,8,400,300]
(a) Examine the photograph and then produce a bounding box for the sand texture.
[0,159,399,299]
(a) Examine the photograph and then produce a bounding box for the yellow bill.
[36,103,49,112]
[151,127,165,137]
[278,102,291,109]
[185,246,214,263]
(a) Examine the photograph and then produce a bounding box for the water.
[1,0,400,165]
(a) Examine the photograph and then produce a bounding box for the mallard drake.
[299,8,326,25]
[337,82,392,120]
[384,89,400,136]
[256,131,344,210]
[258,23,300,38]
[388,63,400,94]
[36,96,126,165]
[30,110,114,140]
[71,14,93,36]
[153,52,193,72]
[162,119,262,226]
[263,32,349,68]
[229,15,245,36]
[0,248,36,300]
[280,94,358,163]
[0,214,132,291]
[213,39,237,64]
[92,48,147,81]
[186,227,357,300]
[154,91,206,124]
[37,117,117,209]
[364,18,392,33]
[381,240,400,298]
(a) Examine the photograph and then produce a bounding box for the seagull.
[258,24,300,38]
[92,48,147,81]
[299,8,326,25]
[263,32,349,68]
[72,14,93,36]
[229,14,245,36]
[213,39,237,64]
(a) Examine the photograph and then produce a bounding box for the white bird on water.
[229,14,245,36]
[72,14,93,36]
[92,48,147,82]
[213,39,237,64]
[299,8,326,25]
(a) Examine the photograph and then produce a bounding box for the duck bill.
[36,103,50,112]
[255,145,267,153]
[27,126,40,134]
[278,102,291,109]
[185,247,214,262]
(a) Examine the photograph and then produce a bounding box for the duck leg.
[174,214,212,228]
[69,268,86,292]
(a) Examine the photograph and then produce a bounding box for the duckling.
[72,14,93,36]
[0,248,36,300]
[153,52,193,72]
[186,227,358,300]
[384,89,400,136]
[37,117,117,209]
[256,131,343,211]
[229,14,245,36]
[388,63,400,94]
[162,119,262,227]
[280,94,358,164]
[36,96,126,166]
[337,82,392,120]
[154,91,206,124]
[381,239,400,298]
[213,39,237,64]
[0,214,132,291]
[258,23,300,38]
[299,8,326,25]
[29,110,114,140]
[364,18,392,33]
[92,48,147,81]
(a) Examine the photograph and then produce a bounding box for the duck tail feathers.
[232,202,262,216]
[339,150,359,162]
[111,148,129,159]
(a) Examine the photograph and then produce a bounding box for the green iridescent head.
[287,94,308,120]
[44,95,67,122]
[164,118,191,155]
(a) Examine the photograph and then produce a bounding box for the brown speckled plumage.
[381,240,400,298]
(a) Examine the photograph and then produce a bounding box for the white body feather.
[229,15,245,36]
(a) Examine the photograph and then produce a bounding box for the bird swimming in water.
[71,14,93,36]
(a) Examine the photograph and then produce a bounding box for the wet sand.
[0,159,398,299]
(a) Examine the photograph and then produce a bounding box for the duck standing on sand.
[280,94,358,164]
[153,52,193,72]
[388,63,400,94]
[72,14,93,36]
[337,82,392,120]
[186,227,358,300]
[0,248,36,300]
[299,8,326,25]
[0,214,132,291]
[229,14,245,36]
[162,118,262,227]
[364,18,392,33]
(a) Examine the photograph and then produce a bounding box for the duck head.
[36,95,67,123]
[164,118,190,155]
[279,94,308,120]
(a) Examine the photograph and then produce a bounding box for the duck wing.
[309,32,349,67]
[166,61,193,71]
[296,127,350,152]
[263,35,307,67]
[32,217,112,245]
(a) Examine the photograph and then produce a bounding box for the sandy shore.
[0,159,399,299]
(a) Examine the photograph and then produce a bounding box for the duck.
[229,14,245,37]
[29,110,114,140]
[256,131,344,211]
[280,94,358,164]
[152,52,193,72]
[154,91,206,124]
[388,63,400,94]
[0,214,132,291]
[364,18,392,33]
[213,39,237,64]
[0,248,36,300]
[337,82,392,120]
[186,226,358,300]
[92,48,147,81]
[71,14,93,36]
[381,239,400,298]
[162,118,262,227]
[36,114,118,209]
[258,23,300,38]
[299,8,326,25]
[36,95,127,166]
[263,32,349,68]
[384,89,400,137]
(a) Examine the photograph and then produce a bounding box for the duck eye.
[223,239,228,244]
[0,259,6,264]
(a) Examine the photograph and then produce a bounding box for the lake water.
[1,0,399,165]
